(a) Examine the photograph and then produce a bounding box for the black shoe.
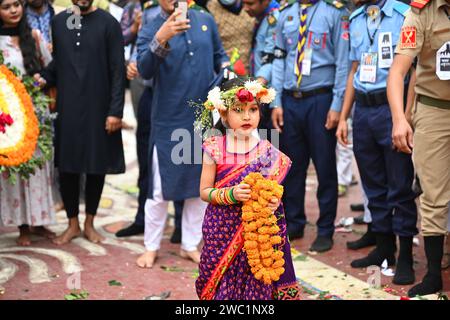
[350,203,365,212]
[351,233,396,268]
[408,236,444,297]
[170,228,182,244]
[310,236,333,253]
[353,214,366,225]
[288,228,304,241]
[393,236,415,285]
[347,224,376,250]
[115,223,144,237]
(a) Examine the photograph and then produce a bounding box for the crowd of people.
[0,0,449,300]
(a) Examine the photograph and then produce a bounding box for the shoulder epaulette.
[349,5,364,21]
[143,0,158,10]
[410,0,430,9]
[393,1,410,17]
[280,0,296,12]
[267,11,278,26]
[323,0,345,10]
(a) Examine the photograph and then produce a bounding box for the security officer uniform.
[272,0,350,252]
[394,0,450,297]
[347,0,418,287]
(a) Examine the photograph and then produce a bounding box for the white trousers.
[144,146,206,251]
[336,119,353,186]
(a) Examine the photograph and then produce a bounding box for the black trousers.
[59,172,105,218]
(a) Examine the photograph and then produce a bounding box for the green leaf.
[294,255,308,262]
[108,280,122,286]
[64,294,77,300]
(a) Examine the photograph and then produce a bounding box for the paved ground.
[0,92,448,300]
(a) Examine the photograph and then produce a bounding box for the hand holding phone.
[155,5,191,45]
[175,0,188,22]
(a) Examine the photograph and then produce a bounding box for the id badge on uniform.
[436,41,450,80]
[302,48,313,76]
[378,32,393,68]
[360,52,378,83]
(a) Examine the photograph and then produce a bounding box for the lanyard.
[366,13,385,49]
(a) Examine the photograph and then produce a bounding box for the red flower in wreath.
[0,113,13,133]
[236,88,254,103]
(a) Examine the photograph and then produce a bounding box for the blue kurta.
[136,9,227,201]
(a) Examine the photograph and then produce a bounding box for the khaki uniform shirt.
[395,0,450,101]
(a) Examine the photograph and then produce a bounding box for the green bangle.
[208,188,217,203]
[229,187,237,204]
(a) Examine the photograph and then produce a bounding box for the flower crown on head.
[203,80,276,112]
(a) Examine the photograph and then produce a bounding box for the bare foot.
[53,226,81,245]
[84,226,105,243]
[30,226,56,239]
[136,251,157,268]
[179,249,201,264]
[17,227,32,246]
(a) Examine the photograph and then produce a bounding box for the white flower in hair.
[259,88,277,104]
[244,80,263,97]
[207,87,224,110]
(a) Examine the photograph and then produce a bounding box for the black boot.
[408,236,444,297]
[351,233,396,268]
[393,236,415,285]
[170,227,182,244]
[347,223,376,250]
[115,223,144,237]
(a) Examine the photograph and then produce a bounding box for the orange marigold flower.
[248,259,260,267]
[273,259,285,268]
[262,258,273,267]
[246,249,259,256]
[244,240,258,250]
[258,234,270,243]
[242,212,255,222]
[271,251,284,260]
[270,235,282,245]
[244,232,258,241]
[244,222,258,232]
[259,242,272,251]
[260,248,274,259]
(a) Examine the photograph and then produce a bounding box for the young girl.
[0,0,55,245]
[195,78,300,300]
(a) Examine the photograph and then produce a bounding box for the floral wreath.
[0,51,55,184]
[192,80,276,135]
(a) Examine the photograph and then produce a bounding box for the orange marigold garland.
[0,65,40,167]
[241,172,285,285]
[0,51,54,184]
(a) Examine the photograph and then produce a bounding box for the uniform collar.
[365,0,393,17]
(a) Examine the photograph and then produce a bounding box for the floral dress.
[0,31,55,227]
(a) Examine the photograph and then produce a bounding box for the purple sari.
[195,135,300,300]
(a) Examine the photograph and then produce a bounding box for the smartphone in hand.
[175,0,188,21]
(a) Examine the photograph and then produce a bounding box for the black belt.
[284,86,333,99]
[355,89,389,107]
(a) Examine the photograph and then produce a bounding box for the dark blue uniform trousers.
[135,88,183,228]
[281,91,338,237]
[353,103,418,236]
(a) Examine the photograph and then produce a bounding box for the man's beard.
[28,0,45,10]
[76,1,93,12]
